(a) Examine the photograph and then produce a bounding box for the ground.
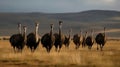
[0,40,120,67]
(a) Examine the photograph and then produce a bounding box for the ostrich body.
[54,21,65,52]
[73,31,83,49]
[26,22,40,52]
[95,27,106,51]
[85,30,94,49]
[9,23,26,52]
[73,34,80,49]
[41,24,55,53]
[64,29,72,48]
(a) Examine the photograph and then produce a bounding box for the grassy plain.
[0,40,120,67]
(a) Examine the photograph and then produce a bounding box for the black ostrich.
[41,24,55,53]
[73,30,83,49]
[95,27,106,51]
[85,30,94,50]
[9,23,26,52]
[64,29,72,48]
[54,21,65,52]
[26,22,40,52]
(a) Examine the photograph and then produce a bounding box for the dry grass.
[0,40,120,67]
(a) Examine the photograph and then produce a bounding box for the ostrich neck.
[59,25,62,36]
[23,28,27,42]
[91,31,94,42]
[104,28,106,41]
[104,29,106,37]
[18,25,22,34]
[68,30,71,40]
[91,31,94,38]
[68,33,70,39]
[80,31,82,37]
[50,27,53,38]
[35,26,39,42]
[85,33,87,39]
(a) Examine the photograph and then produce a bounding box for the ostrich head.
[18,23,22,34]
[35,22,39,26]
[69,29,72,40]
[50,23,54,35]
[59,21,63,34]
[59,21,63,24]
[50,23,54,31]
[35,22,39,31]
[59,21,63,29]
[85,31,88,38]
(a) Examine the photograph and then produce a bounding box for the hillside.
[0,10,120,23]
[0,10,120,39]
[46,10,120,22]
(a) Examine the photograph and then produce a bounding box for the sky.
[0,0,120,13]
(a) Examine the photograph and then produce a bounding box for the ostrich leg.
[100,44,103,51]
[76,43,80,49]
[58,43,62,52]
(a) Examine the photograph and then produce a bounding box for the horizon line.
[0,9,120,14]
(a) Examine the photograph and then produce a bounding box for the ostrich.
[95,27,106,51]
[54,21,65,52]
[85,30,94,49]
[73,30,83,49]
[26,22,40,52]
[41,24,55,53]
[64,29,72,48]
[9,23,26,52]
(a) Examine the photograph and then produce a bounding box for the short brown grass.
[0,40,120,67]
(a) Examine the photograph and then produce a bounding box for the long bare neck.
[91,30,94,42]
[59,23,62,36]
[91,30,94,38]
[50,24,53,37]
[18,23,22,34]
[23,27,27,36]
[35,23,39,42]
[85,32,87,38]
[80,30,82,36]
[23,26,27,42]
[35,26,38,36]
[103,27,106,41]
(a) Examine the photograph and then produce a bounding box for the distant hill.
[0,10,120,39]
[0,10,120,23]
[46,10,120,22]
